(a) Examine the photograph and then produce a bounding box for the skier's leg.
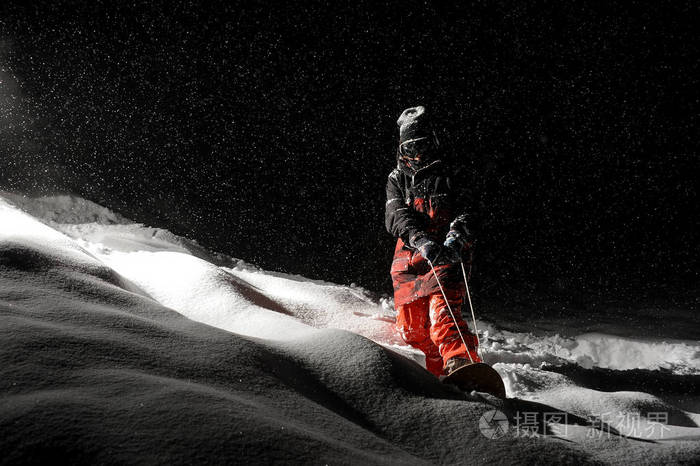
[428,290,481,366]
[395,297,445,377]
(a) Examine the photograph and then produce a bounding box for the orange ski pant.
[395,289,481,377]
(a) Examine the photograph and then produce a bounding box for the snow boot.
[444,357,475,376]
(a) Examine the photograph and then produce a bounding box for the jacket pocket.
[391,256,410,273]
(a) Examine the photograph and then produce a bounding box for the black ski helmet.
[396,106,440,169]
[397,106,432,144]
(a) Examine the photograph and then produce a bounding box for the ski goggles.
[399,137,434,159]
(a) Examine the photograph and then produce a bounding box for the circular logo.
[479,409,509,439]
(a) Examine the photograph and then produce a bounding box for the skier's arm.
[385,170,425,245]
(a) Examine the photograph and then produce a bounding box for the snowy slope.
[1,193,699,464]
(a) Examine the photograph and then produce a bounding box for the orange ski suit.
[392,242,481,377]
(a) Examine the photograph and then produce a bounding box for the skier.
[386,105,481,378]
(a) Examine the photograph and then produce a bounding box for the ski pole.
[428,261,475,364]
[460,260,483,361]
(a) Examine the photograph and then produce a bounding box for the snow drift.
[1,193,699,464]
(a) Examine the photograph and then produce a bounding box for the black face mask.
[398,137,435,170]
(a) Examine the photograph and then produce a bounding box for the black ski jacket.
[385,158,474,248]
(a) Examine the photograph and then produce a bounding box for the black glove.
[442,235,462,264]
[412,235,443,264]
[442,231,473,264]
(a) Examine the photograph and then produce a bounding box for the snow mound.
[2,193,699,463]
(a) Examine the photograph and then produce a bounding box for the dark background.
[1,1,698,302]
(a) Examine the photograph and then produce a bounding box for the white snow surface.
[1,193,699,464]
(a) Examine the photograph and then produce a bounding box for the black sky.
[1,0,698,300]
